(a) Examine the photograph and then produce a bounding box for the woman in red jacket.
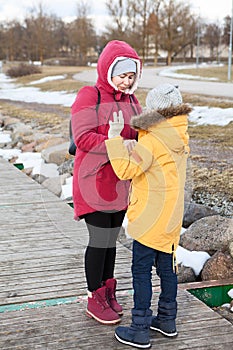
[71,40,142,325]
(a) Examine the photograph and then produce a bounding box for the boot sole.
[86,310,121,325]
[115,332,151,349]
[150,326,178,337]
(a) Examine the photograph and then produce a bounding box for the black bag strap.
[69,86,101,156]
[129,94,139,115]
[94,85,101,113]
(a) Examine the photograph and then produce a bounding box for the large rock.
[42,174,70,197]
[1,115,21,130]
[2,116,21,128]
[183,201,218,228]
[35,137,67,152]
[32,173,47,184]
[41,142,70,165]
[57,159,74,175]
[11,123,33,141]
[177,265,196,283]
[179,215,233,255]
[21,141,37,152]
[201,251,233,281]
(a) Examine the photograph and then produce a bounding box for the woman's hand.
[108,110,124,138]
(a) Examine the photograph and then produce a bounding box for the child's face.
[112,72,136,92]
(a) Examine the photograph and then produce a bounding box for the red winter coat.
[71,40,142,219]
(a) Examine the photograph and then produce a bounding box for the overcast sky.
[0,0,232,30]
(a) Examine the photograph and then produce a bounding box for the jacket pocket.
[80,153,109,178]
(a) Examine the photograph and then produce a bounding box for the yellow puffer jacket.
[105,104,192,254]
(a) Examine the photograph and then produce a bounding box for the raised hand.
[108,110,124,138]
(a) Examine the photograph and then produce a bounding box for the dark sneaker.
[105,278,123,315]
[115,326,151,349]
[150,316,177,337]
[86,286,121,325]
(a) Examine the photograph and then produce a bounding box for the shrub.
[6,63,42,78]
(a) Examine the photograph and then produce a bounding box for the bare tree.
[105,0,128,36]
[104,0,158,61]
[24,3,56,63]
[104,0,195,64]
[68,1,97,65]
[203,23,223,59]
[127,0,157,61]
[104,0,138,43]
[222,15,232,47]
[158,0,196,65]
[147,1,162,65]
[0,0,227,65]
[3,21,25,61]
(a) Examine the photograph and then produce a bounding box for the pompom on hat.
[146,83,183,110]
[111,58,137,77]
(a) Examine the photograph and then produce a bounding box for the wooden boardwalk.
[0,158,232,349]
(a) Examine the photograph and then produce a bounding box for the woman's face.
[111,72,136,92]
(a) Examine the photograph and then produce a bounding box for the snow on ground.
[228,289,233,298]
[189,106,233,126]
[159,63,221,81]
[0,130,11,143]
[16,151,59,177]
[0,73,75,107]
[60,176,73,200]
[1,68,233,279]
[176,245,211,276]
[29,74,66,85]
[0,145,21,160]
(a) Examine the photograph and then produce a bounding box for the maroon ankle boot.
[105,278,123,315]
[86,285,121,325]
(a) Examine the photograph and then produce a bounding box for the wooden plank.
[0,294,232,350]
[0,189,60,205]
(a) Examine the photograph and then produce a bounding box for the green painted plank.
[0,296,79,313]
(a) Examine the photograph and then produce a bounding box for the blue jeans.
[132,240,177,316]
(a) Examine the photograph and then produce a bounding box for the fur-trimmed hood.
[130,104,192,131]
[96,40,142,97]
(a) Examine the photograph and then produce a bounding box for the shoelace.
[94,293,110,309]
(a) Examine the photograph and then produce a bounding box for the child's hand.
[123,139,137,153]
[124,139,142,163]
[108,110,124,138]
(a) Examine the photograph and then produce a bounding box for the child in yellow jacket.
[105,84,192,349]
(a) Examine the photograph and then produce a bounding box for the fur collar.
[131,104,192,130]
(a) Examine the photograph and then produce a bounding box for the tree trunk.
[167,52,172,65]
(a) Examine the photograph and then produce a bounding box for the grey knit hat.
[146,83,183,110]
[111,58,137,77]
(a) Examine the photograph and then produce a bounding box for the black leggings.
[83,210,125,292]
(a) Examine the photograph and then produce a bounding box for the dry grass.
[177,64,233,83]
[0,101,68,127]
[188,123,233,148]
[34,79,86,93]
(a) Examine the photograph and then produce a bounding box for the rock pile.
[180,215,233,281]
[0,115,73,198]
